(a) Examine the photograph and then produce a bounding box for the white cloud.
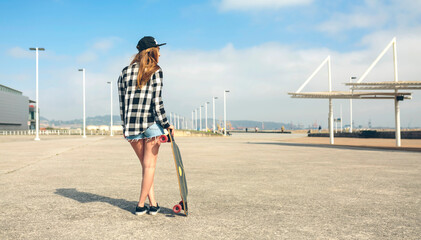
[317,0,421,35]
[218,0,313,11]
[18,34,421,128]
[157,32,421,127]
[76,51,98,63]
[92,37,120,52]
[318,13,388,35]
[7,47,32,59]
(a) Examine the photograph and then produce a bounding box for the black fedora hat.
[136,36,166,52]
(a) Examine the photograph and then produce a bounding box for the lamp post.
[107,81,113,136]
[224,90,230,136]
[199,106,203,131]
[29,47,45,141]
[349,76,356,133]
[205,102,209,131]
[213,97,218,133]
[78,68,87,138]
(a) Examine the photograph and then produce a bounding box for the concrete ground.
[0,133,420,239]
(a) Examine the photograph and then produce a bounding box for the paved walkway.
[0,133,420,239]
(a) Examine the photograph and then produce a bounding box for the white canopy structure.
[288,37,421,147]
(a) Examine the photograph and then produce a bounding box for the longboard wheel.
[159,135,168,143]
[173,204,182,214]
[179,201,184,210]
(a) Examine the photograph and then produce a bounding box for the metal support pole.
[213,97,217,133]
[205,102,209,131]
[349,77,356,133]
[79,69,87,138]
[29,47,45,141]
[329,99,334,144]
[224,90,230,136]
[199,106,202,131]
[177,114,180,130]
[393,39,401,147]
[327,56,334,144]
[35,49,40,141]
[107,81,114,136]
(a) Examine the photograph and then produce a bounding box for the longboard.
[160,131,188,216]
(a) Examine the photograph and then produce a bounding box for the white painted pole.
[349,77,356,133]
[192,111,194,130]
[393,39,401,147]
[199,106,202,131]
[108,81,113,136]
[83,69,86,138]
[79,68,87,138]
[357,38,396,83]
[224,90,230,136]
[205,102,209,131]
[35,48,40,141]
[29,47,45,141]
[296,56,330,93]
[327,56,334,144]
[177,114,180,130]
[213,97,217,133]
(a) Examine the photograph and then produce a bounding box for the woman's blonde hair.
[130,47,160,89]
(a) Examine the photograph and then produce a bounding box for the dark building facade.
[0,84,33,130]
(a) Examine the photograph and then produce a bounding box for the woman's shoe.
[149,203,161,215]
[135,205,148,215]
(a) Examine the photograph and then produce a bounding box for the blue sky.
[1,0,421,128]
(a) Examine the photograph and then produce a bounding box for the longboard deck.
[169,133,188,216]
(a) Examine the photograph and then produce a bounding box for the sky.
[1,0,421,128]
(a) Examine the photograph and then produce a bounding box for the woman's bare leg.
[137,138,161,207]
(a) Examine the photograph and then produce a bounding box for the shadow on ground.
[246,142,418,152]
[55,188,181,217]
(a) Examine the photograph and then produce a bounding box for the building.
[0,84,34,130]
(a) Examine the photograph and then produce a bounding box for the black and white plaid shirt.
[117,63,170,137]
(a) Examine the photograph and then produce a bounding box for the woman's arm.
[117,71,126,132]
[152,70,171,129]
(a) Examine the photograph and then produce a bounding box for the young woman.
[117,36,174,216]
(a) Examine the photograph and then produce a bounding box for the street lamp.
[349,76,357,133]
[224,90,230,136]
[107,81,113,136]
[213,97,218,133]
[199,105,203,131]
[29,47,45,141]
[177,114,180,130]
[195,108,198,131]
[78,68,87,138]
[205,102,209,131]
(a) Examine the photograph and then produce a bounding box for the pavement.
[0,133,420,239]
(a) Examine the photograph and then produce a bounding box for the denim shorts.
[126,123,165,142]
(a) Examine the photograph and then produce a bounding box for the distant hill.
[40,115,302,130]
[44,115,122,128]
[226,120,297,130]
